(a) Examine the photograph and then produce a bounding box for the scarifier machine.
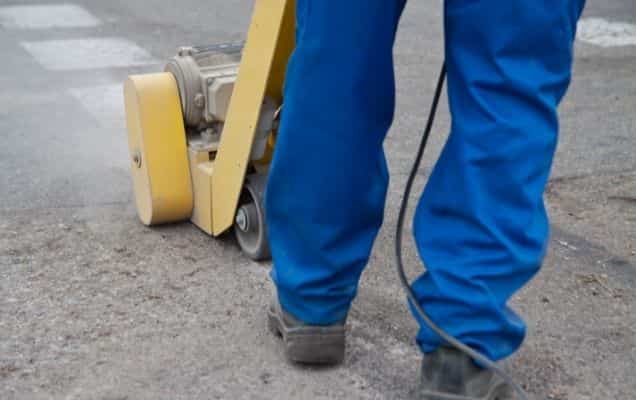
[124,0,295,260]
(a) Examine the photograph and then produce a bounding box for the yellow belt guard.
[124,73,194,226]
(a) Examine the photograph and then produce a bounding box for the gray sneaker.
[267,298,346,365]
[418,347,514,400]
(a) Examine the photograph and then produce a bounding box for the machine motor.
[165,43,275,160]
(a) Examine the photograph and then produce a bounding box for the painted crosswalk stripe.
[578,18,636,47]
[68,84,125,124]
[0,4,100,29]
[21,38,159,70]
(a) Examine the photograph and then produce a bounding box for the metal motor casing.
[164,43,277,161]
[165,44,241,129]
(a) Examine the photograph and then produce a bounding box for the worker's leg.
[412,0,586,362]
[266,0,406,325]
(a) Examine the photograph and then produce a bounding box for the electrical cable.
[394,63,529,400]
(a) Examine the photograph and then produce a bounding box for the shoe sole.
[267,308,345,365]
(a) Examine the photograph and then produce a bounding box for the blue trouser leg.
[266,0,585,361]
[266,0,407,325]
[412,0,586,361]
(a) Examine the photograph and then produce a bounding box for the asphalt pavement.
[0,1,635,399]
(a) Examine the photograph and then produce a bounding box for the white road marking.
[68,84,125,124]
[66,84,130,167]
[21,38,159,70]
[0,4,100,29]
[577,18,636,47]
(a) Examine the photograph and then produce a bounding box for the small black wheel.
[234,174,271,261]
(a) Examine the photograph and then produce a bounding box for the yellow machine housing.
[124,73,194,226]
[123,0,296,260]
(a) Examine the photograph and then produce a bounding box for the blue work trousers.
[265,0,586,361]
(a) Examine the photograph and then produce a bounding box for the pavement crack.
[548,168,636,186]
[608,195,636,205]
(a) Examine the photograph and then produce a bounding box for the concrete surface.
[0,1,634,399]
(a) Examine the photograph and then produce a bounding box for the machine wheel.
[234,174,271,261]
[124,72,193,226]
